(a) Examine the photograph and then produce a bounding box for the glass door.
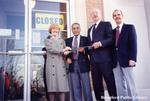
[0,0,70,101]
[0,0,25,101]
[30,0,70,101]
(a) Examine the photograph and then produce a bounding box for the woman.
[44,24,70,101]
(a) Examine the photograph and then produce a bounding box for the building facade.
[0,0,150,101]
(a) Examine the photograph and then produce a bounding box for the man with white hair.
[87,8,117,101]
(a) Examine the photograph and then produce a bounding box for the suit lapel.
[94,21,103,32]
[118,24,126,44]
[91,21,103,40]
[70,37,73,47]
[88,27,93,42]
[79,36,84,47]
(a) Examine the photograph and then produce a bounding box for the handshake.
[63,46,92,55]
[63,46,72,55]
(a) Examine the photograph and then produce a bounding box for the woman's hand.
[64,50,71,55]
[63,46,72,52]
[63,46,72,55]
[66,58,72,64]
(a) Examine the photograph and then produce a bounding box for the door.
[0,0,25,101]
[30,0,70,101]
[0,0,70,101]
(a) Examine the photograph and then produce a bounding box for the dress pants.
[113,62,138,101]
[70,61,93,101]
[91,62,117,101]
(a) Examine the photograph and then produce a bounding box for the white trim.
[69,0,88,37]
[24,0,29,100]
[24,0,70,100]
[26,1,70,101]
[38,0,68,3]
[69,0,75,37]
[32,9,67,14]
[66,0,71,38]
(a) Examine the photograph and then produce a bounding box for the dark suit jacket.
[87,21,113,63]
[112,24,137,68]
[65,35,90,73]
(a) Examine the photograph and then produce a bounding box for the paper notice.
[0,29,11,36]
[32,31,41,44]
[15,29,20,40]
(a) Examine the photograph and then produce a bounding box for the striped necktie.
[73,36,78,59]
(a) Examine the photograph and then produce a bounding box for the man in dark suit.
[112,9,138,101]
[65,23,93,101]
[87,8,117,101]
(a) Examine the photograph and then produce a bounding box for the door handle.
[7,51,25,55]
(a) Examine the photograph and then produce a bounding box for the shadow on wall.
[144,0,150,47]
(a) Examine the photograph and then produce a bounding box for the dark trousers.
[91,62,117,101]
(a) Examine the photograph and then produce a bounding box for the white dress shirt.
[72,35,80,48]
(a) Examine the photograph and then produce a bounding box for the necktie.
[115,26,120,46]
[73,36,78,59]
[92,24,96,41]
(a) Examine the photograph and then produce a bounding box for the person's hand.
[64,51,71,55]
[129,60,136,67]
[63,46,72,52]
[78,47,85,52]
[66,58,72,64]
[92,41,102,49]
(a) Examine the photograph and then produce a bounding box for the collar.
[94,19,101,28]
[74,35,80,38]
[117,22,124,31]
[73,35,80,41]
[72,35,80,47]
